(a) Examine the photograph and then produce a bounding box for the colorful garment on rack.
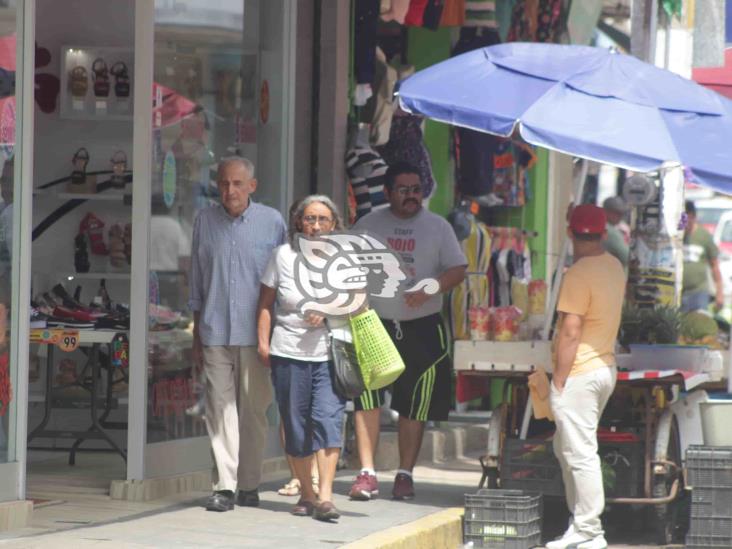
[422,0,446,29]
[491,139,536,206]
[404,0,428,25]
[355,0,380,84]
[346,144,389,220]
[439,0,465,26]
[449,219,491,340]
[507,0,563,43]
[464,0,498,28]
[376,114,437,198]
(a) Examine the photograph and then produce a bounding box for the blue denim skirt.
[270,356,346,457]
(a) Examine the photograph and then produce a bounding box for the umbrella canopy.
[693,47,732,100]
[397,42,732,194]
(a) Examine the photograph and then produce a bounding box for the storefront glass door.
[0,0,31,501]
[132,0,295,479]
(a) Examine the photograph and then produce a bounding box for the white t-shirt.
[353,207,467,321]
[260,244,329,361]
[150,216,190,271]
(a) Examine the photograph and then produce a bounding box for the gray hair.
[289,194,344,244]
[217,156,255,180]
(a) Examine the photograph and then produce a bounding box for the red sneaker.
[392,473,415,500]
[348,471,379,500]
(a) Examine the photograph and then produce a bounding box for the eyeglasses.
[302,215,333,225]
[394,184,423,196]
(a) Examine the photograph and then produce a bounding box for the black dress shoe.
[237,488,259,507]
[205,490,235,512]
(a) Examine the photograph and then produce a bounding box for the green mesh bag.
[350,309,405,390]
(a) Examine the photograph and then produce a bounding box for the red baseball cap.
[569,204,607,235]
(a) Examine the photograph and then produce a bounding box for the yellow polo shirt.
[556,253,626,377]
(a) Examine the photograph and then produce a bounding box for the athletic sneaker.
[391,473,415,500]
[546,531,607,549]
[348,472,378,500]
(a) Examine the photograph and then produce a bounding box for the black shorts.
[353,313,451,421]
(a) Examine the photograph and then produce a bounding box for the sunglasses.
[394,184,423,196]
[302,215,333,225]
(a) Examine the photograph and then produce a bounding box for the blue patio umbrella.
[397,42,732,194]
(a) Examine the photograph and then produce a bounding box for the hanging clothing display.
[380,0,411,23]
[507,0,563,43]
[464,0,499,29]
[449,218,492,340]
[376,113,437,198]
[345,144,389,220]
[355,0,380,84]
[361,48,398,147]
[422,0,446,29]
[491,139,536,206]
[439,0,465,26]
[404,0,428,25]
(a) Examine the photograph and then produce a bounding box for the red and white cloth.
[616,369,710,391]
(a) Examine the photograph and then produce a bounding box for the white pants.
[203,346,273,492]
[550,366,617,538]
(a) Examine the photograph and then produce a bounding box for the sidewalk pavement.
[0,451,682,548]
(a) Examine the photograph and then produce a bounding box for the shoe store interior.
[23,0,263,498]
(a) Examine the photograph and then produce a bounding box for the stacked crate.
[463,489,542,549]
[686,446,732,548]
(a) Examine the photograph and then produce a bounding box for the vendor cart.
[454,340,726,545]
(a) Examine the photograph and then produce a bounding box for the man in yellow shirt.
[547,204,625,549]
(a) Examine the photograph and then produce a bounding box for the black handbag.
[327,322,365,399]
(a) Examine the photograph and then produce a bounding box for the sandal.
[92,58,110,98]
[110,150,127,189]
[71,147,90,186]
[277,478,301,497]
[290,498,315,517]
[69,66,87,98]
[110,62,130,98]
[312,476,320,497]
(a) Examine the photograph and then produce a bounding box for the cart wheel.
[652,416,687,545]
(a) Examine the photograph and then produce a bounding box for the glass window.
[147,0,255,442]
[0,0,18,464]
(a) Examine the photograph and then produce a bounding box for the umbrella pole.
[519,158,589,440]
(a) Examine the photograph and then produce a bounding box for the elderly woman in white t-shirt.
[257,195,346,522]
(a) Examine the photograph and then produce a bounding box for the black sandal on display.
[70,147,90,186]
[74,233,90,273]
[110,150,127,189]
[110,61,130,98]
[69,66,88,98]
[92,58,110,98]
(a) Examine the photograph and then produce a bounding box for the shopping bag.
[349,309,405,390]
[527,367,554,421]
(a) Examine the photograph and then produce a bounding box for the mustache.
[402,198,419,206]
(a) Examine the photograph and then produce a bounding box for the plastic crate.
[500,439,564,497]
[691,486,732,516]
[687,446,732,489]
[463,489,542,549]
[686,533,732,548]
[500,438,642,498]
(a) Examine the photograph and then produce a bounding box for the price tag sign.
[57,331,80,352]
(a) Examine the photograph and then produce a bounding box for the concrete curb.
[342,507,464,549]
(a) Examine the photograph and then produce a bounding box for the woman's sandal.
[92,58,110,98]
[110,150,127,189]
[69,66,87,98]
[71,147,90,186]
[277,478,301,497]
[110,62,130,98]
[312,476,320,497]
